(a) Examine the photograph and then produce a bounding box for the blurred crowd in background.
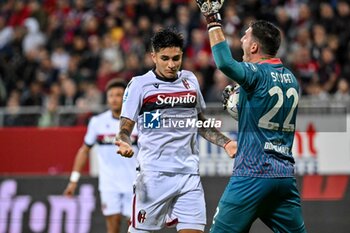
[0,0,350,127]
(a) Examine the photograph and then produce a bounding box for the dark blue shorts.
[210,176,307,233]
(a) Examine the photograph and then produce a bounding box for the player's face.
[107,87,124,112]
[240,27,256,62]
[152,47,183,79]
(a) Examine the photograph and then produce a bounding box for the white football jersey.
[121,70,206,174]
[84,110,138,192]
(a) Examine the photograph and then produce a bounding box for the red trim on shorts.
[165,218,179,228]
[132,194,136,228]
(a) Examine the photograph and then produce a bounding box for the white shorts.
[100,191,133,217]
[129,171,206,232]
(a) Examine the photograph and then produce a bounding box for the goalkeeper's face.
[241,27,256,62]
[107,87,125,112]
[152,47,183,79]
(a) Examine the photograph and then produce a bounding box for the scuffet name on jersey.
[270,72,294,83]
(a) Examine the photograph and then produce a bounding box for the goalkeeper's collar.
[258,58,282,65]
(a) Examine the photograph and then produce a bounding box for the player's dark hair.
[151,28,184,53]
[105,78,127,92]
[250,20,281,56]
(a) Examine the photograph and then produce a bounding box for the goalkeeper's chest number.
[258,86,298,132]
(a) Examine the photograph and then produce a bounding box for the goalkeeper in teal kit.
[196,1,307,233]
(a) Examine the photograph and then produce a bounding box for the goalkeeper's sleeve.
[212,41,245,85]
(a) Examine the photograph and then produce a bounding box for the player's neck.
[112,110,121,119]
[152,69,178,82]
[250,55,273,63]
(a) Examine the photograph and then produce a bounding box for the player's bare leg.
[178,230,203,233]
[105,214,122,233]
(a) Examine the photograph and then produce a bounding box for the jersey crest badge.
[138,209,147,223]
[182,79,190,89]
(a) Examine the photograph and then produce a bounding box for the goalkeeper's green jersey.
[213,41,299,177]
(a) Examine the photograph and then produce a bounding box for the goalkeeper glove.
[222,84,234,110]
[222,84,240,121]
[196,0,225,24]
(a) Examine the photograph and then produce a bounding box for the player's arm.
[197,113,237,158]
[63,144,91,197]
[115,117,135,158]
[196,0,245,84]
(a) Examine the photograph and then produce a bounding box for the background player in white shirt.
[64,79,138,233]
[115,28,237,233]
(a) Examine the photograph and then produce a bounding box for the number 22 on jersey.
[258,86,298,132]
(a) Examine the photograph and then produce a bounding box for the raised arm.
[208,23,225,47]
[115,117,135,158]
[197,113,237,158]
[196,0,245,84]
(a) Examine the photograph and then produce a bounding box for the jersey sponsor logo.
[140,91,197,114]
[96,134,116,145]
[153,83,159,88]
[144,110,161,129]
[155,92,196,107]
[137,209,147,223]
[264,142,291,156]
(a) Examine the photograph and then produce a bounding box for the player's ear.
[251,42,258,54]
[151,52,157,64]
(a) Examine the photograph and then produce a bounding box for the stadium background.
[1,0,350,232]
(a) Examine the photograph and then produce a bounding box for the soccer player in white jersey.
[64,79,138,233]
[115,28,237,233]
